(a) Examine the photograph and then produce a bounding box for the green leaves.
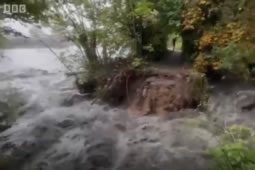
[213,43,255,78]
[210,125,255,170]
[221,125,254,143]
[134,0,152,16]
[131,57,147,69]
[211,142,255,170]
[133,0,181,30]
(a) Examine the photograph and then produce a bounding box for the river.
[1,26,255,170]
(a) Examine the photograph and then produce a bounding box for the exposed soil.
[97,51,207,116]
[102,67,206,116]
[128,71,205,115]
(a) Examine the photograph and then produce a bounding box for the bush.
[210,125,255,170]
[212,43,255,78]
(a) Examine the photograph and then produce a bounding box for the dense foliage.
[182,0,255,79]
[46,0,182,66]
[1,0,254,79]
[212,43,255,78]
[210,125,255,170]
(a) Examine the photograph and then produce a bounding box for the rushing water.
[1,35,255,170]
[0,44,218,170]
[0,48,66,72]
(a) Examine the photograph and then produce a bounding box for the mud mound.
[101,67,207,115]
[129,72,207,115]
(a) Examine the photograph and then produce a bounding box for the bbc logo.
[1,4,26,14]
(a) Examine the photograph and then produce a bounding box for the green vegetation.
[1,1,255,168]
[0,0,254,96]
[210,125,255,170]
[181,0,255,79]
[0,0,254,80]
[212,43,255,78]
[36,0,182,96]
[46,0,182,67]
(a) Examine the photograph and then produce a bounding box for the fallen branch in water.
[38,39,74,72]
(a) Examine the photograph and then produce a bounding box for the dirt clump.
[100,66,207,116]
[98,68,139,105]
[128,71,207,115]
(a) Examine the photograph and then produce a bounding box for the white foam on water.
[0,48,66,72]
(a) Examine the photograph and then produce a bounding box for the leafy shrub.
[130,58,148,70]
[221,125,254,143]
[199,24,245,50]
[210,125,255,170]
[212,43,255,78]
[193,52,221,74]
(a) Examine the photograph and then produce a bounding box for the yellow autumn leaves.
[194,53,221,73]
[182,7,203,31]
[182,0,211,31]
[199,23,245,50]
[195,23,245,73]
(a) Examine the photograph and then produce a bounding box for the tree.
[110,0,181,59]
[47,0,182,65]
[47,0,102,66]
[0,0,182,64]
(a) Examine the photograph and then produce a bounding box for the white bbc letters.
[3,4,11,14]
[3,4,26,14]
[19,4,26,13]
[12,4,19,13]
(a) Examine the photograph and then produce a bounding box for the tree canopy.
[0,0,182,67]
[45,0,182,66]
